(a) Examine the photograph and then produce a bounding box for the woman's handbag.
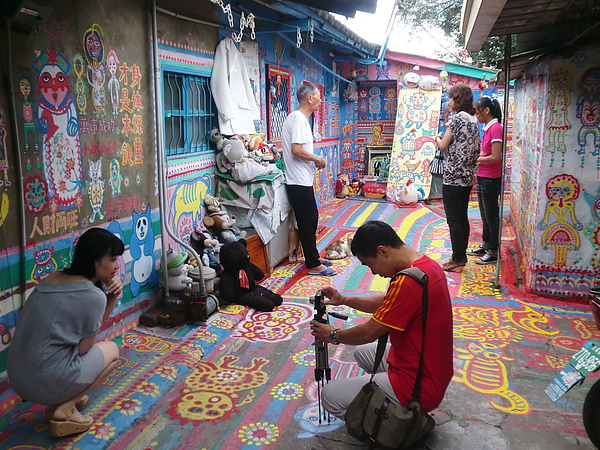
[429,148,444,178]
[344,268,431,449]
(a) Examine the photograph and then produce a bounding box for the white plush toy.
[418,75,440,91]
[394,180,420,207]
[166,250,193,292]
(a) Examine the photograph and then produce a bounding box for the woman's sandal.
[442,259,466,273]
[49,406,94,437]
[45,395,89,420]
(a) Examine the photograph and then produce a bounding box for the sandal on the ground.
[49,406,94,437]
[321,259,333,267]
[308,267,335,276]
[46,395,89,420]
[441,259,466,273]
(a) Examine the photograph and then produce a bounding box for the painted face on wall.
[86,32,102,61]
[548,181,574,201]
[38,65,70,108]
[19,78,31,97]
[107,54,117,75]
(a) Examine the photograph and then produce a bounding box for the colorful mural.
[387,87,441,200]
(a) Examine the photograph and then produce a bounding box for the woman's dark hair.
[448,83,475,114]
[351,220,405,258]
[64,227,124,279]
[475,96,503,123]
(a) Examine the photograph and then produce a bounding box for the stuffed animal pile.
[203,193,246,244]
[218,239,283,312]
[210,128,281,183]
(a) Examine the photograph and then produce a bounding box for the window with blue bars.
[163,71,214,156]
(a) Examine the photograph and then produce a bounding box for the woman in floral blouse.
[435,83,480,272]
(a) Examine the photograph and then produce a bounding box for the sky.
[333,0,461,62]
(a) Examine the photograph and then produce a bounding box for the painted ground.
[1,197,598,449]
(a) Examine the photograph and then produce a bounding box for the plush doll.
[190,222,223,273]
[204,211,247,244]
[394,180,420,207]
[204,193,222,215]
[166,250,193,292]
[336,173,350,198]
[218,239,283,312]
[210,128,225,151]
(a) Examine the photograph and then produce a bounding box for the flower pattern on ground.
[238,422,279,446]
[136,381,160,397]
[165,355,269,426]
[271,382,303,400]
[231,303,313,342]
[219,304,246,315]
[213,317,234,329]
[197,331,218,343]
[293,350,315,366]
[89,422,116,440]
[115,398,142,415]
[155,366,178,381]
[182,343,205,359]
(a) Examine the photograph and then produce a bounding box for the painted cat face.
[39,65,69,108]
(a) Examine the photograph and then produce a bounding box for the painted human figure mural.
[34,49,83,210]
[106,47,121,116]
[19,77,39,155]
[109,158,122,197]
[83,24,107,116]
[368,86,381,120]
[405,91,433,129]
[72,54,87,115]
[384,86,397,120]
[545,67,572,156]
[358,88,369,120]
[86,157,105,223]
[537,174,583,265]
[583,186,600,268]
[576,67,600,156]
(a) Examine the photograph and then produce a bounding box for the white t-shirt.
[281,110,315,186]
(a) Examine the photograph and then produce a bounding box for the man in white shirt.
[281,82,333,276]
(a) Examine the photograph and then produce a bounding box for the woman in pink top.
[469,96,503,265]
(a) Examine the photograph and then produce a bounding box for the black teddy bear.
[219,239,283,312]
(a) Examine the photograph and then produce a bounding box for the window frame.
[162,70,214,157]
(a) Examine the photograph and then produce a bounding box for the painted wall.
[511,44,600,298]
[0,0,164,399]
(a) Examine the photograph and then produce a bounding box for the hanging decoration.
[231,12,256,42]
[308,19,314,43]
[296,27,302,48]
[210,0,255,42]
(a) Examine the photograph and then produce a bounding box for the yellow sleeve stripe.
[374,276,406,318]
[372,315,406,331]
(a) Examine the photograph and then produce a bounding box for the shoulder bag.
[344,267,431,449]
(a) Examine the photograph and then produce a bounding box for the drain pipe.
[494,33,512,289]
[151,0,205,295]
[5,20,28,304]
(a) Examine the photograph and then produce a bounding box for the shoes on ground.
[321,259,333,267]
[308,267,335,276]
[467,245,486,256]
[475,251,498,265]
[49,406,94,437]
[46,395,89,420]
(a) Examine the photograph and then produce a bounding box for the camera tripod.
[310,290,347,423]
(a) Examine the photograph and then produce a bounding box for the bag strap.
[370,268,429,400]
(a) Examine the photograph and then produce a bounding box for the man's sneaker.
[467,245,486,256]
[475,251,498,265]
